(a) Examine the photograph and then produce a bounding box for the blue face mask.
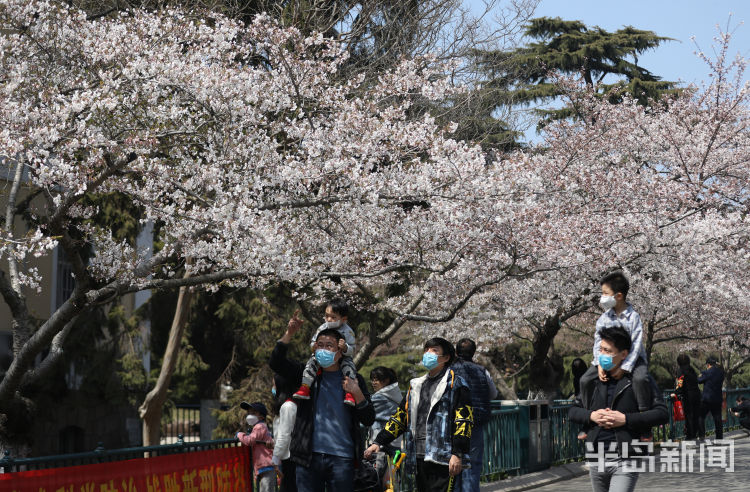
[599,354,615,371]
[422,352,440,370]
[315,349,337,368]
[271,387,277,397]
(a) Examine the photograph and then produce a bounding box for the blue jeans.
[457,424,483,492]
[296,453,354,492]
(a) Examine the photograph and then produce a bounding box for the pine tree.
[475,17,679,126]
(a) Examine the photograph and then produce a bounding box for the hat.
[240,401,267,418]
[706,356,718,365]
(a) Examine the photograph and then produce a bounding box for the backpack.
[353,457,382,492]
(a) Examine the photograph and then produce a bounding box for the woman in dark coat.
[672,353,702,440]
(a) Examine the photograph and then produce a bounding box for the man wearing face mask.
[293,299,359,406]
[579,272,649,440]
[289,328,375,492]
[364,337,474,492]
[569,326,668,492]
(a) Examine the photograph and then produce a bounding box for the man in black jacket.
[288,328,375,492]
[569,326,668,492]
[697,355,725,440]
[730,396,750,431]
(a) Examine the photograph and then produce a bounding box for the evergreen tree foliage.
[475,16,679,126]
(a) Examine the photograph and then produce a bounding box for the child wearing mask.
[292,298,358,406]
[578,271,650,440]
[236,402,275,492]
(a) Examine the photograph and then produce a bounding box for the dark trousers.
[740,417,750,431]
[416,459,456,492]
[698,401,723,439]
[682,398,700,440]
[456,425,483,492]
[296,453,354,492]
[280,458,297,492]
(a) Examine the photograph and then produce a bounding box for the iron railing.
[482,403,522,479]
[0,438,238,474]
[161,403,201,444]
[3,387,749,483]
[550,400,585,463]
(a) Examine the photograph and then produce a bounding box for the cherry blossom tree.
[421,30,750,397]
[0,0,545,451]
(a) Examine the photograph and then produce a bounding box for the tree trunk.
[526,315,563,399]
[645,318,655,363]
[475,353,517,400]
[138,277,193,446]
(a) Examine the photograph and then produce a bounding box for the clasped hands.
[590,408,627,429]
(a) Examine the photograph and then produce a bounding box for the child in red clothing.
[236,401,276,492]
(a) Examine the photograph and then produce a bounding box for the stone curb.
[480,429,749,491]
[480,461,588,491]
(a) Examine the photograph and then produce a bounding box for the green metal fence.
[0,437,239,473]
[550,400,585,464]
[3,388,749,483]
[482,403,522,479]
[657,387,750,441]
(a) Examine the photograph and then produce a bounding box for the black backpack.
[353,457,382,492]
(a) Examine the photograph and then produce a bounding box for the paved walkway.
[485,432,750,491]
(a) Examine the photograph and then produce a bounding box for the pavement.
[482,430,750,491]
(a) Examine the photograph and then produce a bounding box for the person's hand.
[265,439,275,449]
[281,309,304,344]
[287,309,303,335]
[600,410,627,428]
[343,376,364,403]
[590,409,610,426]
[670,393,677,400]
[597,365,609,382]
[338,338,347,352]
[364,443,380,459]
[448,455,462,476]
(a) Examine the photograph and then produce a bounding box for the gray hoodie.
[369,382,403,444]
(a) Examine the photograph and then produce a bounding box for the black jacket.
[698,365,725,404]
[269,340,304,387]
[451,359,491,426]
[674,364,701,403]
[569,373,668,456]
[730,399,750,417]
[289,368,375,467]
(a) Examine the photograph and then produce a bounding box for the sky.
[517,0,750,86]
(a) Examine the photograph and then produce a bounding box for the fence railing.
[482,403,522,479]
[657,387,750,441]
[0,438,238,474]
[161,403,201,444]
[550,400,585,463]
[3,387,749,482]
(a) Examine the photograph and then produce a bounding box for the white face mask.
[599,295,616,311]
[326,320,343,329]
[246,415,259,427]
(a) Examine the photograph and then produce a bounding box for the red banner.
[0,445,251,492]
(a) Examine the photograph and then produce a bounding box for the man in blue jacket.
[697,355,725,440]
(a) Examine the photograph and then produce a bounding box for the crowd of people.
[234,297,498,492]
[234,271,743,492]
